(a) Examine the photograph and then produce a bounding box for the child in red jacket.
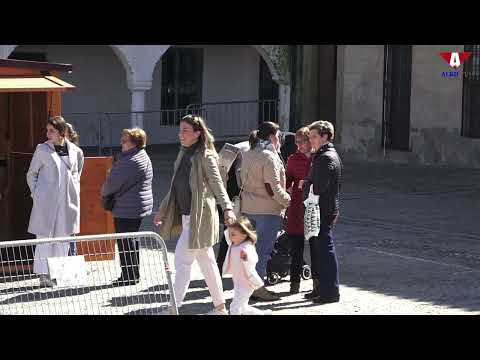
[285,127,312,294]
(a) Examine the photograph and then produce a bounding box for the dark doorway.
[318,45,337,128]
[383,45,412,151]
[161,47,203,123]
[258,57,279,124]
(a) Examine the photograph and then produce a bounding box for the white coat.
[26,139,84,237]
[222,230,267,315]
[222,230,264,290]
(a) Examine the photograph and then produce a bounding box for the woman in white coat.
[26,116,84,287]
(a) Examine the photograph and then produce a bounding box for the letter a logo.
[439,52,472,69]
[450,53,461,68]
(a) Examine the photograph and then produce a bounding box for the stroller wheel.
[279,271,289,278]
[266,273,280,285]
[301,265,312,280]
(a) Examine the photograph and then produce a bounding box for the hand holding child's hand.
[240,250,248,261]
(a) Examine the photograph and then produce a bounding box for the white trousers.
[173,215,225,308]
[33,235,69,275]
[230,285,265,315]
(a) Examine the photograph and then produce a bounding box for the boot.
[290,281,300,294]
[312,293,340,304]
[250,286,281,302]
[304,278,320,299]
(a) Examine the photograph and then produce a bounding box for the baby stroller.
[266,229,312,285]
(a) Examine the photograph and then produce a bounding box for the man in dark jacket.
[303,121,342,304]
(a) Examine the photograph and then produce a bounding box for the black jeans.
[309,221,340,298]
[114,218,142,280]
[288,234,305,283]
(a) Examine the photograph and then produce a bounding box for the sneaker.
[250,286,280,302]
[206,308,229,315]
[241,306,273,315]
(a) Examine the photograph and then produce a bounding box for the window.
[161,47,203,111]
[462,45,480,138]
[160,47,203,125]
[382,45,413,151]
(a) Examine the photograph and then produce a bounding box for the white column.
[278,84,291,131]
[129,78,152,129]
[130,89,146,128]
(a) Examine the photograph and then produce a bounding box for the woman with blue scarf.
[240,122,291,301]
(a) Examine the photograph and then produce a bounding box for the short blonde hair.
[295,126,310,141]
[122,128,147,149]
[308,120,335,141]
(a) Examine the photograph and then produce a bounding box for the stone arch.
[4,44,134,83]
[3,44,288,86]
[149,45,287,85]
[108,45,134,82]
[252,45,283,83]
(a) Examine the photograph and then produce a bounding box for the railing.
[0,232,178,315]
[62,99,279,153]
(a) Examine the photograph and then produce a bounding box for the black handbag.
[102,194,115,211]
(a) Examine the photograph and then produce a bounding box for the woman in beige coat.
[240,121,291,301]
[154,115,236,315]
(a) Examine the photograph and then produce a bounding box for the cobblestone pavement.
[147,147,480,315]
[2,146,479,315]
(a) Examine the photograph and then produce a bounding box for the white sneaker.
[205,308,228,315]
[242,306,272,315]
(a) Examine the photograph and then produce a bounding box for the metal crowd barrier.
[0,232,178,315]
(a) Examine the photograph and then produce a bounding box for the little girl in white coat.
[222,217,272,315]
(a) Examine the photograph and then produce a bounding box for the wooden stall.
[0,59,115,274]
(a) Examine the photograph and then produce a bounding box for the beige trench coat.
[158,145,232,249]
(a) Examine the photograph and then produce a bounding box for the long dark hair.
[47,116,67,138]
[66,122,80,146]
[248,121,280,149]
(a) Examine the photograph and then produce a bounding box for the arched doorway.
[146,45,280,143]
[9,45,130,147]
